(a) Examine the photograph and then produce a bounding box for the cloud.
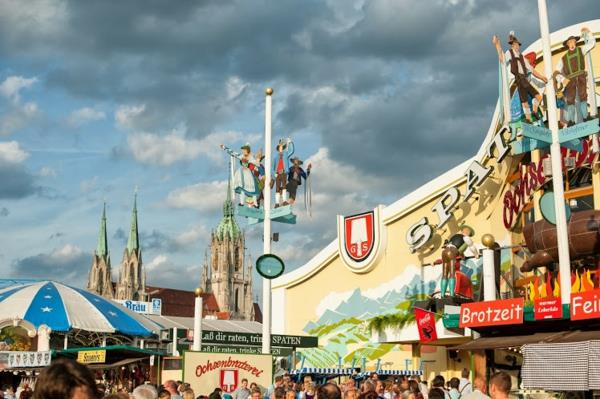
[0,76,38,103]
[10,244,89,286]
[113,226,207,253]
[66,107,106,127]
[80,176,99,193]
[144,254,201,290]
[0,141,29,164]
[126,128,259,166]
[0,207,8,217]
[115,104,146,130]
[165,180,228,212]
[0,141,35,199]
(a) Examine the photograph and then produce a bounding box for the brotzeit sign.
[459,298,524,328]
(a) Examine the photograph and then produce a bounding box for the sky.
[0,0,597,296]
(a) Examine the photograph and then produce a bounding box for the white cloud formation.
[115,104,146,130]
[174,225,210,248]
[0,76,38,103]
[52,244,84,260]
[146,254,168,272]
[165,180,228,212]
[80,176,99,193]
[67,107,106,127]
[0,141,29,164]
[127,128,260,166]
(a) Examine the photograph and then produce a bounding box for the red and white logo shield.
[220,369,238,393]
[343,211,375,262]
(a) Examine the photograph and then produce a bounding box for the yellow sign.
[77,350,106,364]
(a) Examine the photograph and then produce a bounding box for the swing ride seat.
[237,204,297,225]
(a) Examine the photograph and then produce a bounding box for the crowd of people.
[17,359,514,399]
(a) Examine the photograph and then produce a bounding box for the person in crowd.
[361,380,375,393]
[488,372,510,399]
[159,390,172,399]
[234,379,251,399]
[3,386,15,399]
[106,393,130,399]
[294,383,304,399]
[265,376,284,399]
[251,388,262,399]
[285,390,296,399]
[164,381,183,399]
[17,391,31,399]
[344,389,358,399]
[408,380,423,399]
[448,378,460,399]
[431,376,449,399]
[427,389,445,399]
[317,384,341,399]
[458,370,471,396]
[370,373,379,382]
[272,387,286,399]
[132,384,158,399]
[411,376,428,399]
[375,381,386,399]
[304,383,316,399]
[462,377,489,399]
[209,388,223,399]
[358,391,378,399]
[32,358,99,399]
[182,389,195,399]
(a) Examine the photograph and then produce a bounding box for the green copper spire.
[215,160,240,240]
[96,203,108,257]
[126,193,140,255]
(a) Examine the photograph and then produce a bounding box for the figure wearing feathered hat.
[493,31,548,123]
[555,27,595,126]
[286,156,312,206]
[273,137,295,207]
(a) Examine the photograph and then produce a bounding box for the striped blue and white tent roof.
[291,368,357,375]
[0,280,162,337]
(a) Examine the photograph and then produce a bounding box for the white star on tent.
[41,307,52,313]
[44,295,52,299]
[108,311,117,317]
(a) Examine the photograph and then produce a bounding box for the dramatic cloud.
[144,254,201,290]
[0,207,8,217]
[10,244,89,286]
[66,107,106,127]
[115,104,146,131]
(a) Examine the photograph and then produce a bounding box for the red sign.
[343,211,375,262]
[571,289,600,321]
[414,308,437,343]
[459,298,524,328]
[534,297,563,320]
[220,369,239,393]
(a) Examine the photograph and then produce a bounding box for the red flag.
[414,308,437,343]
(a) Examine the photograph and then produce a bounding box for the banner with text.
[459,298,524,328]
[534,297,563,320]
[183,352,272,396]
[571,289,600,321]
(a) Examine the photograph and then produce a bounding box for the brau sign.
[459,298,524,328]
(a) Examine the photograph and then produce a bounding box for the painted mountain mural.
[298,260,482,368]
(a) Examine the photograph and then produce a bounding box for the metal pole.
[537,0,572,305]
[193,288,203,351]
[172,327,178,356]
[482,248,497,301]
[262,87,273,354]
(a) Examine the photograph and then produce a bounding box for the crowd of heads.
[19,359,515,399]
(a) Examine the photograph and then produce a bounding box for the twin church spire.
[87,195,145,301]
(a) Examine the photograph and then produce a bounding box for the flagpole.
[536,0,572,305]
[262,87,273,354]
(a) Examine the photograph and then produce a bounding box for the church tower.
[116,194,147,301]
[87,203,115,298]
[202,163,254,320]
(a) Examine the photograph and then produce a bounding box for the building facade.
[272,19,600,383]
[201,180,255,321]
